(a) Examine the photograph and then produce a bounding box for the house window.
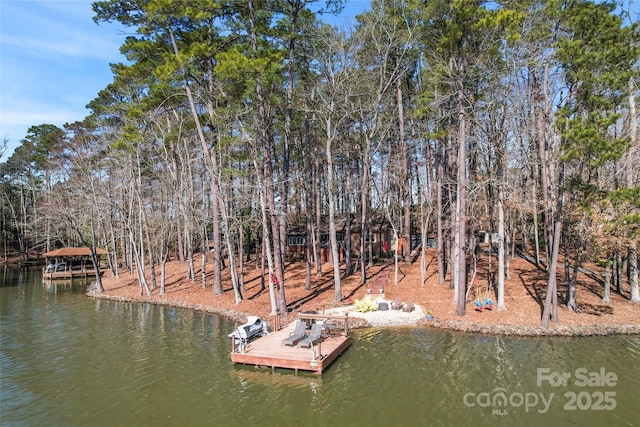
[364,233,376,243]
[288,236,305,246]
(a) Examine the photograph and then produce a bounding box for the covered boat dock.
[42,247,108,280]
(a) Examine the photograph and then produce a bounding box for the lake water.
[1,266,639,426]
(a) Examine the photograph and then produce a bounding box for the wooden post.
[344,313,349,337]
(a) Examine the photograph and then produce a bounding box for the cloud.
[1,1,127,159]
[0,0,376,161]
[2,33,120,62]
[2,109,81,129]
[2,1,124,62]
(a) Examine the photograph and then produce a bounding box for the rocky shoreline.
[418,318,640,337]
[87,290,252,324]
[86,289,639,337]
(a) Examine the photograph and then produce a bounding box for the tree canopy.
[1,0,638,323]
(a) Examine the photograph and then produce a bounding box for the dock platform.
[230,313,351,375]
[42,269,104,280]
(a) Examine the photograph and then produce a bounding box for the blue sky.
[1,1,126,159]
[0,0,371,161]
[2,1,636,162]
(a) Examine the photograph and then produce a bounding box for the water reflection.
[231,367,323,391]
[42,278,88,294]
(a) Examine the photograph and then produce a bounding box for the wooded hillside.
[1,0,638,327]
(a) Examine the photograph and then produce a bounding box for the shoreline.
[86,289,640,337]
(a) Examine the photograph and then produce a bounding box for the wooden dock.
[230,313,351,375]
[42,269,104,280]
[41,246,108,280]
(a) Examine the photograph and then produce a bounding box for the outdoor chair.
[281,319,306,346]
[298,323,323,348]
[392,296,403,310]
[402,297,415,312]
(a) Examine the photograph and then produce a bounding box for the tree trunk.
[160,259,167,296]
[565,213,585,312]
[131,227,151,297]
[278,2,298,282]
[222,211,242,304]
[170,146,185,264]
[305,220,312,291]
[255,160,278,316]
[360,144,372,284]
[247,0,286,314]
[603,258,611,304]
[566,244,579,312]
[160,239,169,296]
[629,241,639,303]
[541,225,560,327]
[201,238,207,289]
[455,81,467,317]
[325,117,342,301]
[535,64,563,327]
[345,213,353,277]
[167,28,222,295]
[314,154,323,277]
[541,171,565,327]
[532,182,540,267]
[88,218,104,292]
[107,214,119,278]
[436,143,446,287]
[616,242,623,294]
[397,78,412,266]
[626,77,637,188]
[497,184,506,311]
[303,109,313,291]
[238,222,245,293]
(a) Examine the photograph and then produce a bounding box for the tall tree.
[417,0,517,315]
[543,0,639,321]
[94,0,230,295]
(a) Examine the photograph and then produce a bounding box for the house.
[284,212,403,262]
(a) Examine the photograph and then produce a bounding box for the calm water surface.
[1,266,639,426]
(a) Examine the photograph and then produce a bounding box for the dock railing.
[295,312,349,338]
[230,312,349,356]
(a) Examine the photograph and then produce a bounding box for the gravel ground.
[324,304,426,327]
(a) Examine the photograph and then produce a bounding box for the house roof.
[42,247,108,257]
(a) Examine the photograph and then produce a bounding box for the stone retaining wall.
[419,318,640,337]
